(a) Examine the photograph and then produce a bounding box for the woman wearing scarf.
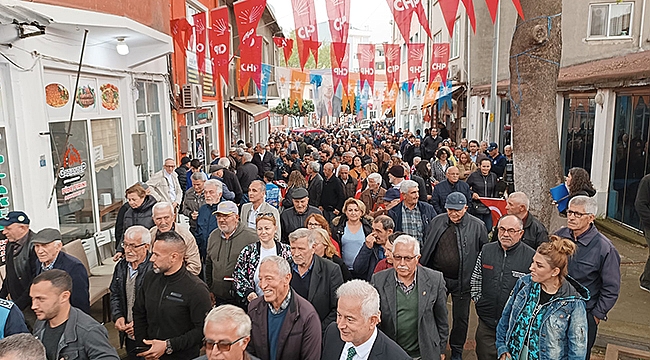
[496,235,588,360]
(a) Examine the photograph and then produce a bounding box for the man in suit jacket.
[306,161,323,208]
[147,158,183,209]
[33,229,90,314]
[288,229,343,331]
[321,280,410,360]
[371,235,449,360]
[252,143,276,179]
[240,180,281,240]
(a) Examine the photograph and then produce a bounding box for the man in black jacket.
[109,225,153,359]
[133,231,211,360]
[211,160,243,204]
[431,166,472,214]
[252,143,276,179]
[499,192,548,249]
[352,216,394,281]
[320,163,345,223]
[421,127,442,161]
[0,211,38,324]
[306,162,323,208]
[237,153,259,204]
[470,215,535,360]
[420,192,488,360]
[280,188,322,244]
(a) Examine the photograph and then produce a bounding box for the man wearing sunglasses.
[193,305,259,360]
[470,214,535,360]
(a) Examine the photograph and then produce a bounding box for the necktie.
[346,347,357,360]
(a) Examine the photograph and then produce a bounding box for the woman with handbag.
[496,236,588,360]
[466,158,498,231]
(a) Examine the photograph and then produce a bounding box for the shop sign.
[59,144,87,201]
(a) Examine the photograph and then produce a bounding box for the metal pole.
[489,3,501,142]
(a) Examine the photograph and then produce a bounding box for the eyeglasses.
[203,336,246,352]
[122,242,147,249]
[566,210,590,218]
[307,222,322,228]
[393,255,417,262]
[497,227,523,236]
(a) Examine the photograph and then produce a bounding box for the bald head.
[506,192,530,219]
[446,166,460,183]
[323,162,335,178]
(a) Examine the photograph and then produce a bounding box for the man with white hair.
[321,279,410,360]
[502,192,548,249]
[150,202,202,275]
[306,161,323,207]
[237,152,259,204]
[182,171,207,240]
[210,149,220,165]
[360,173,387,217]
[147,158,182,209]
[289,229,343,331]
[248,256,321,360]
[0,333,46,360]
[110,225,153,358]
[371,235,449,360]
[387,180,436,243]
[193,305,259,360]
[197,179,224,259]
[32,229,89,314]
[555,196,621,358]
[338,164,358,199]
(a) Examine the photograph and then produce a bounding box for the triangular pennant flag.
[239,35,263,93]
[485,0,499,24]
[461,0,477,32]
[273,37,294,66]
[259,64,272,102]
[415,1,432,38]
[424,81,440,108]
[512,0,525,19]
[430,43,450,85]
[170,18,193,51]
[292,0,319,69]
[331,43,349,95]
[331,42,348,71]
[192,12,207,74]
[233,0,267,46]
[385,0,417,43]
[439,0,461,36]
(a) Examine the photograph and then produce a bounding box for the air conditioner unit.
[181,84,202,108]
[451,65,461,81]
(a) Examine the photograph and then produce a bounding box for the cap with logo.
[0,211,30,227]
[445,192,468,210]
[487,142,499,151]
[213,201,239,215]
[32,228,62,244]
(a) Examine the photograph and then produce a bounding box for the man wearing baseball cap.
[205,201,256,307]
[420,193,488,360]
[33,229,90,314]
[0,211,39,323]
[487,142,507,178]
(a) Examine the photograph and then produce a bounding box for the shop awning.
[229,101,270,122]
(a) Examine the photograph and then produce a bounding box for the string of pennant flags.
[170,0,525,114]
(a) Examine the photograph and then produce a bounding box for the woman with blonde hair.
[457,151,478,180]
[496,235,588,360]
[331,198,373,273]
[232,214,292,305]
[311,228,352,281]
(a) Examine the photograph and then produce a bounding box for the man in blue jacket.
[431,166,472,214]
[388,180,436,243]
[33,229,90,314]
[196,179,224,259]
[555,195,621,359]
[487,142,507,178]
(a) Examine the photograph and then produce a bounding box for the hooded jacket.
[496,275,589,360]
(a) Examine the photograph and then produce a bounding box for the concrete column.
[590,89,616,217]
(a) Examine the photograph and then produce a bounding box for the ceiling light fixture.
[116,38,129,56]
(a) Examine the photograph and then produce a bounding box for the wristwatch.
[165,339,173,355]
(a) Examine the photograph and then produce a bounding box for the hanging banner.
[385,0,417,43]
[430,43,450,85]
[438,80,453,112]
[289,69,309,109]
[292,0,319,69]
[276,66,292,99]
[462,0,477,32]
[414,2,432,38]
[485,0,499,23]
[343,79,355,111]
[234,0,266,46]
[407,43,425,92]
[192,12,207,73]
[384,44,400,90]
[409,80,426,111]
[273,37,294,65]
[171,18,193,51]
[439,0,460,36]
[209,7,230,85]
[382,83,398,114]
[325,0,351,65]
[239,35,263,94]
[259,64,272,102]
[424,81,440,108]
[331,42,349,95]
[358,44,375,93]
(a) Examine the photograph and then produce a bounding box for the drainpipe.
[639,0,647,51]
[466,12,471,135]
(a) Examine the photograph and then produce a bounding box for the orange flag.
[343,79,356,112]
[289,70,308,110]
[423,81,440,108]
[382,83,398,114]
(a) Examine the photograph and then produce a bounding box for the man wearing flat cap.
[279,188,322,244]
[33,228,90,314]
[420,192,488,360]
[0,211,38,324]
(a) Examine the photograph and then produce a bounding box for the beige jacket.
[240,201,281,241]
[147,169,182,204]
[149,224,202,276]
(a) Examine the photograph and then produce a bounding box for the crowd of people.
[0,121,625,360]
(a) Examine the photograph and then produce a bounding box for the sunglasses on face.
[203,336,246,352]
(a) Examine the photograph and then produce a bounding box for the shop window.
[91,118,125,230]
[608,93,650,229]
[450,18,461,59]
[561,96,595,174]
[50,121,96,241]
[588,3,632,38]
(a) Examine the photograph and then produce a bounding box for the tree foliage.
[284,31,332,70]
[271,98,315,117]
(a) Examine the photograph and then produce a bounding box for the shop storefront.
[228,101,270,145]
[560,95,595,174]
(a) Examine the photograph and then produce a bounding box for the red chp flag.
[210,7,230,85]
[462,0,477,32]
[325,0,350,66]
[430,43,450,85]
[273,37,294,65]
[384,44,400,90]
[331,42,349,94]
[292,0,319,69]
[407,43,425,91]
[439,0,460,36]
[170,18,193,51]
[358,44,376,92]
[414,1,432,38]
[485,0,525,23]
[239,35,263,93]
[385,0,418,43]
[192,12,207,73]
[480,197,508,227]
[234,0,266,46]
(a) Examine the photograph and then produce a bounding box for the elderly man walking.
[387,180,436,243]
[150,202,202,275]
[371,235,449,360]
[147,158,182,210]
